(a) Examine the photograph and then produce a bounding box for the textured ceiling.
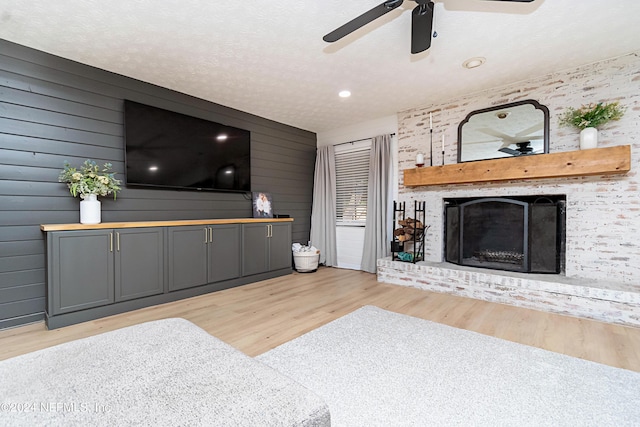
[1,1,639,133]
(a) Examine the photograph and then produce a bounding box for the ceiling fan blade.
[478,127,518,143]
[498,147,521,156]
[514,121,544,138]
[411,1,434,54]
[323,0,404,43]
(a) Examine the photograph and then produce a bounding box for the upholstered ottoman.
[0,318,330,426]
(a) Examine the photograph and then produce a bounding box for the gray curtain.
[310,145,338,266]
[361,134,392,273]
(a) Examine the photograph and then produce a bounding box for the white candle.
[429,112,433,130]
[415,153,425,167]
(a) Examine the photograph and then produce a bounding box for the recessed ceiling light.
[339,90,351,98]
[216,134,228,141]
[149,166,158,172]
[462,57,486,69]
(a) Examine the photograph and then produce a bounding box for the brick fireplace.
[376,52,640,327]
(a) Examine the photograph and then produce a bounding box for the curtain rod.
[334,133,395,146]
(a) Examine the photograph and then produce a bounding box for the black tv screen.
[124,100,251,192]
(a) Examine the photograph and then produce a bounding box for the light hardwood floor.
[2,267,640,372]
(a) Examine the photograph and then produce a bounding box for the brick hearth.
[377,258,640,327]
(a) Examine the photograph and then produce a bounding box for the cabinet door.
[269,223,292,271]
[242,223,269,276]
[208,224,241,283]
[167,226,208,291]
[48,230,114,315]
[114,227,165,302]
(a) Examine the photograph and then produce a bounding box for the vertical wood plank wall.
[0,39,317,329]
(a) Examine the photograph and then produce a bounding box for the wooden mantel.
[403,145,631,187]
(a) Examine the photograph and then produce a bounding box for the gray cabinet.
[44,220,291,328]
[208,224,242,283]
[47,227,164,315]
[242,223,291,276]
[114,228,165,302]
[48,230,114,315]
[269,223,293,271]
[168,224,241,291]
[167,226,208,291]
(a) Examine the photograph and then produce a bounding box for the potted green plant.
[558,102,625,150]
[59,160,121,224]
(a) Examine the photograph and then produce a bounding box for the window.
[335,140,371,226]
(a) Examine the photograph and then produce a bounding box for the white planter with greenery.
[59,160,121,224]
[559,102,625,150]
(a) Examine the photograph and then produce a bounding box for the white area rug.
[257,305,640,426]
[0,318,329,427]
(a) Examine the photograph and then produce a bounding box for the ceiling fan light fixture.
[463,57,486,69]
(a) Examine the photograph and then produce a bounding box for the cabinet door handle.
[117,232,120,252]
[209,227,213,243]
[204,227,208,244]
[109,232,113,252]
[267,224,272,238]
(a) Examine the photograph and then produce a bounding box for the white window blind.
[335,140,371,226]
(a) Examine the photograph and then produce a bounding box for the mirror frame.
[457,99,550,163]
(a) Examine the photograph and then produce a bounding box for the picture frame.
[252,192,273,218]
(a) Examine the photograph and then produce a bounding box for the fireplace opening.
[445,195,565,273]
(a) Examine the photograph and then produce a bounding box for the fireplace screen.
[445,196,565,273]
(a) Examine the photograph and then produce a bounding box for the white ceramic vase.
[80,194,101,224]
[579,127,598,150]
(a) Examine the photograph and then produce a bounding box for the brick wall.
[397,52,640,285]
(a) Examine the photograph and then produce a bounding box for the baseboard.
[0,313,45,330]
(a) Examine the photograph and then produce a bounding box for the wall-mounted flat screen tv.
[124,100,251,192]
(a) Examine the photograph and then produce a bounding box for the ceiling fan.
[323,0,534,54]
[499,141,538,156]
[477,125,544,156]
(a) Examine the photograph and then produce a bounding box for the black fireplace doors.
[445,196,565,273]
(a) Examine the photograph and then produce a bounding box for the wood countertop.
[41,217,294,232]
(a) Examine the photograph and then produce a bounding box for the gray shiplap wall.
[0,39,316,329]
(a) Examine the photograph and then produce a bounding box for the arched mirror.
[457,99,550,163]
